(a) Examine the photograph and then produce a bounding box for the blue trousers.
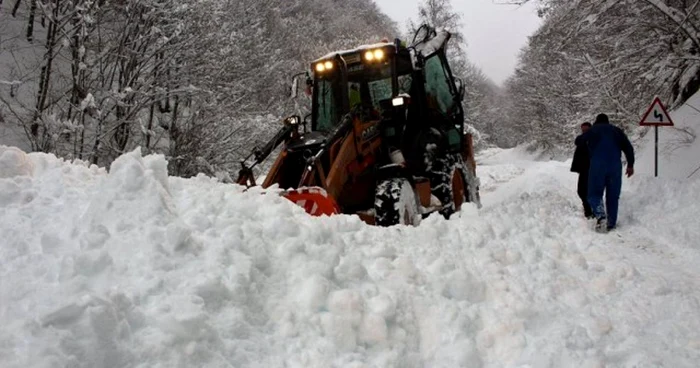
[587,163,622,228]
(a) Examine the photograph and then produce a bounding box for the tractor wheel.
[428,154,468,219]
[374,178,420,227]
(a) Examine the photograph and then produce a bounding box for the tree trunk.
[114,104,130,152]
[12,0,21,17]
[27,0,37,42]
[91,117,102,165]
[146,102,155,149]
[172,95,179,129]
[70,0,81,109]
[31,0,60,151]
[69,0,87,156]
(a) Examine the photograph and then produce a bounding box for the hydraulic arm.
[236,124,295,187]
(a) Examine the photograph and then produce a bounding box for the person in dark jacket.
[571,122,594,218]
[575,113,635,232]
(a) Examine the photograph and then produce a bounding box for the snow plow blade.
[281,187,341,216]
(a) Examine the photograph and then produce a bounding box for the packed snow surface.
[1,143,700,367]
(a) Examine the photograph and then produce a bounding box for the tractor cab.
[236,26,480,226]
[305,30,467,169]
[309,42,415,133]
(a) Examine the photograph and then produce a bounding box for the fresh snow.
[1,137,700,367]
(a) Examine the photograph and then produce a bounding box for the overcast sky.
[373,0,542,85]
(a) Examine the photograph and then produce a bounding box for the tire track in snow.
[465,153,700,367]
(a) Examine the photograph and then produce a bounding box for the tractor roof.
[309,28,452,66]
[311,41,395,64]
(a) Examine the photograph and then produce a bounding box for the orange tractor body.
[236,26,481,226]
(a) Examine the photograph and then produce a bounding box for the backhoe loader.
[236,25,481,226]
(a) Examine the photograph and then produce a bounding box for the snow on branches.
[504,0,700,150]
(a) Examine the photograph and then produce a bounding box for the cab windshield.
[315,79,337,132]
[313,62,412,132]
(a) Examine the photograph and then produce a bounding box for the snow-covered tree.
[502,0,700,151]
[0,0,398,176]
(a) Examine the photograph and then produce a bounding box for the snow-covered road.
[1,145,699,367]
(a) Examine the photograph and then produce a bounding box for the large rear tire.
[428,154,469,219]
[374,178,420,227]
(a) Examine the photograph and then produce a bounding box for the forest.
[1,0,698,176]
[501,0,700,153]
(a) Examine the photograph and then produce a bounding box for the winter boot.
[595,216,608,233]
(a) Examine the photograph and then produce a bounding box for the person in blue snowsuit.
[575,113,635,232]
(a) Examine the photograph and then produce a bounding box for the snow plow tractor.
[236,25,481,226]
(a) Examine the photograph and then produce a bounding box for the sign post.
[639,96,674,177]
[655,125,658,177]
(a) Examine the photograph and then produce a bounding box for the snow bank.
[1,146,699,367]
[0,145,34,178]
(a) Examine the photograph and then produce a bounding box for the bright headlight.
[374,49,385,60]
[284,116,300,126]
[392,97,405,107]
[365,49,385,62]
[324,61,333,70]
[315,63,325,72]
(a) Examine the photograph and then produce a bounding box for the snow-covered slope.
[1,144,700,367]
[636,93,700,179]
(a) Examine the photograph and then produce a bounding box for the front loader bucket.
[281,187,341,216]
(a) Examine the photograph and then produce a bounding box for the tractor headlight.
[364,48,386,62]
[373,49,384,60]
[284,116,300,126]
[315,61,334,73]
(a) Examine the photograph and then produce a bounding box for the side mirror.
[291,75,299,99]
[305,76,313,96]
[290,72,308,99]
[455,78,465,101]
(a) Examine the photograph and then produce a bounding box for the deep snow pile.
[1,144,700,368]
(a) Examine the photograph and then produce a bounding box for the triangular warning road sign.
[639,97,674,126]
